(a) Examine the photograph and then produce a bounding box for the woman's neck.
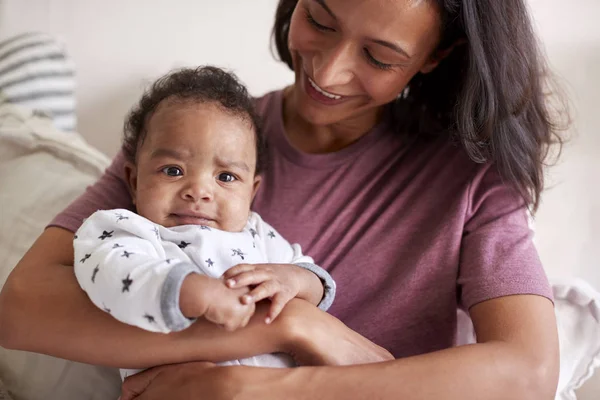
[282,86,384,154]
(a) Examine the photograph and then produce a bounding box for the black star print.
[200,225,211,231]
[268,231,276,239]
[249,228,257,238]
[178,241,190,249]
[121,250,133,258]
[98,230,114,240]
[206,258,214,267]
[115,213,129,222]
[122,274,133,292]
[74,234,78,239]
[91,265,100,283]
[231,249,246,260]
[144,314,156,324]
[152,226,160,240]
[80,253,91,263]
[102,304,111,313]
[166,259,172,264]
[112,243,123,249]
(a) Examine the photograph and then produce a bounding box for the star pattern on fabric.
[166,259,172,264]
[98,230,114,240]
[91,264,100,283]
[122,274,133,292]
[268,231,276,239]
[144,314,156,324]
[200,225,211,231]
[80,253,91,263]
[121,250,133,258]
[115,213,129,222]
[231,249,246,260]
[112,243,124,249]
[102,304,111,313]
[206,258,214,267]
[74,234,78,240]
[152,226,160,240]
[178,241,191,249]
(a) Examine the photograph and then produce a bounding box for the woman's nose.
[312,41,355,89]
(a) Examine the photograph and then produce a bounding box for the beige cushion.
[0,104,121,400]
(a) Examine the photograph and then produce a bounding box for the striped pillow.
[0,32,76,132]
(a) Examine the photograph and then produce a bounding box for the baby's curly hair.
[123,66,265,174]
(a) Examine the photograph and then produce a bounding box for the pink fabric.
[50,90,552,358]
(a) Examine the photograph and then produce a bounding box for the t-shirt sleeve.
[48,149,135,233]
[458,164,552,310]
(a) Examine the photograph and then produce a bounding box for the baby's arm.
[74,209,254,333]
[223,213,336,322]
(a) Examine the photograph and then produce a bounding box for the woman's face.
[288,0,444,126]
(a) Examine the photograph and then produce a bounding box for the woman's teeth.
[308,77,342,100]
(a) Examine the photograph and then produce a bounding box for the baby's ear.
[124,161,138,205]
[251,175,262,200]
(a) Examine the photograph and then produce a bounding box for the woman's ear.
[420,39,466,74]
[124,161,138,205]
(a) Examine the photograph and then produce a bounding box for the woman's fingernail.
[242,294,252,304]
[227,279,235,287]
[265,317,272,324]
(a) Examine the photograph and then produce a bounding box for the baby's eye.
[161,166,183,176]
[218,173,236,182]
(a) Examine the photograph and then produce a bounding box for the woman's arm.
[122,294,559,400]
[0,227,281,368]
[0,227,392,368]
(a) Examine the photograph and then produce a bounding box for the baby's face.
[126,100,260,232]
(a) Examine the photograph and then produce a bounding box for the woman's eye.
[161,166,183,176]
[218,173,236,182]
[306,10,335,32]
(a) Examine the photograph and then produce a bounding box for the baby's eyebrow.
[150,148,191,160]
[218,158,250,172]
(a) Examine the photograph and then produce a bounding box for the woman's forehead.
[311,0,442,53]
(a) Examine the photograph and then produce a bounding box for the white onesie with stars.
[73,209,336,377]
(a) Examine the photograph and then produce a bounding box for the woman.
[0,0,563,398]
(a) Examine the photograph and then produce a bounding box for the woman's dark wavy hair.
[123,66,266,174]
[272,0,567,211]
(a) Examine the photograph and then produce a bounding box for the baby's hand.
[202,278,256,331]
[223,264,322,324]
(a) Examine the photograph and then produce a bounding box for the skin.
[0,0,559,399]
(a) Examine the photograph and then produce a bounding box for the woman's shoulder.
[253,89,284,120]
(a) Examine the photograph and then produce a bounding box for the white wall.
[2,0,600,395]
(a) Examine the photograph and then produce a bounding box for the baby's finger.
[266,293,292,324]
[223,264,255,280]
[226,269,272,289]
[248,280,279,303]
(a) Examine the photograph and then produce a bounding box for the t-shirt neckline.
[270,90,392,169]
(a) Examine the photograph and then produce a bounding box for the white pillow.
[456,279,600,400]
[0,104,121,400]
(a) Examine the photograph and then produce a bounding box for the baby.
[73,66,335,376]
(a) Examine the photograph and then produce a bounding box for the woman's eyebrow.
[368,38,412,59]
[315,0,337,20]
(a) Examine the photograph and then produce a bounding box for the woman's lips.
[303,71,348,106]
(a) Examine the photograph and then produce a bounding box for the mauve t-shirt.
[50,90,552,358]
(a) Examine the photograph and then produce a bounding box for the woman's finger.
[222,264,255,280]
[120,366,166,400]
[226,269,272,288]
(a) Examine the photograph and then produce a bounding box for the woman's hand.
[276,299,394,366]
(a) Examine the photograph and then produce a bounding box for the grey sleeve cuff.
[294,262,336,311]
[161,262,200,332]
